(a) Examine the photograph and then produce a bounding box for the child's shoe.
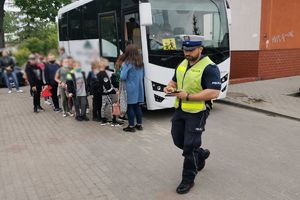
[123,126,136,132]
[135,124,143,131]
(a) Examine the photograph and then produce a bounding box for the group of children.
[53,56,124,126]
[25,44,144,132]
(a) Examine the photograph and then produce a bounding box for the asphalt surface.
[0,87,299,200]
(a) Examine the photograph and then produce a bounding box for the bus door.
[122,10,142,52]
[98,11,120,70]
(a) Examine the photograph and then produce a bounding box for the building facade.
[228,0,300,81]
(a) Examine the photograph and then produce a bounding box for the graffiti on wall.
[272,31,294,44]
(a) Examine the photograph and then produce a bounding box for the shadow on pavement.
[143,107,174,120]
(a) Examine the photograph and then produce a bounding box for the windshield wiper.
[204,48,229,58]
[160,52,184,62]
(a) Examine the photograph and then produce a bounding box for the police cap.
[182,35,204,51]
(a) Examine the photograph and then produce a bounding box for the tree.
[14,0,71,23]
[14,0,71,41]
[3,11,21,43]
[193,15,200,35]
[0,0,72,48]
[4,11,19,33]
[0,0,5,48]
[18,24,59,55]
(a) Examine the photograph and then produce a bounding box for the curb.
[216,100,300,122]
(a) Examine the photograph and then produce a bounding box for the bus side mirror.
[139,2,153,26]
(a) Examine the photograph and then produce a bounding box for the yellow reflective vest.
[175,56,215,113]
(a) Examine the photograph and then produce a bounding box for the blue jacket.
[120,63,144,104]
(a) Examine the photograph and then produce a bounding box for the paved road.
[0,87,299,200]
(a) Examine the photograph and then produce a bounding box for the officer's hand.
[32,86,37,92]
[173,91,188,99]
[163,87,169,93]
[69,93,73,98]
[164,86,175,93]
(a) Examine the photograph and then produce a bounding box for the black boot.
[34,106,38,113]
[197,149,210,171]
[176,180,195,194]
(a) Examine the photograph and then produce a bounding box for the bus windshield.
[147,0,229,53]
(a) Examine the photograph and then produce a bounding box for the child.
[55,58,72,117]
[66,61,89,121]
[97,58,122,126]
[87,60,102,121]
[113,53,126,88]
[25,54,45,113]
[36,55,51,106]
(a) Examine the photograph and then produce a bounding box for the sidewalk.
[220,75,300,120]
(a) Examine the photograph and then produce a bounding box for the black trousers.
[171,109,209,183]
[92,95,102,119]
[32,85,42,108]
[50,83,59,109]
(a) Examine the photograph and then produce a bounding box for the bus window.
[126,17,139,42]
[132,28,141,50]
[99,13,118,58]
[124,13,141,50]
[204,13,213,41]
[59,13,68,41]
[82,2,98,39]
[69,8,82,40]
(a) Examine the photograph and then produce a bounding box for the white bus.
[58,0,230,110]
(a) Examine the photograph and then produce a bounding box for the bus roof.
[58,0,93,16]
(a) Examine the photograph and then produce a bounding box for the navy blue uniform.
[171,58,221,183]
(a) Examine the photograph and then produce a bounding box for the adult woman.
[120,44,144,132]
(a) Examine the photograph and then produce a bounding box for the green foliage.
[45,30,59,54]
[4,11,20,33]
[14,31,58,66]
[14,0,72,22]
[14,47,31,66]
[1,0,72,48]
[16,23,59,53]
[19,37,45,53]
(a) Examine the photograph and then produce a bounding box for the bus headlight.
[152,81,166,92]
[221,74,229,83]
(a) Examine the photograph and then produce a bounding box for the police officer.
[164,35,221,194]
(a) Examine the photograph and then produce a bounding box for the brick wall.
[230,48,300,80]
[258,49,300,79]
[230,51,259,79]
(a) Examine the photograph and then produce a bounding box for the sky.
[4,0,20,12]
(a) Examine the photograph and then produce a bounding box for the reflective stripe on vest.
[175,56,214,113]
